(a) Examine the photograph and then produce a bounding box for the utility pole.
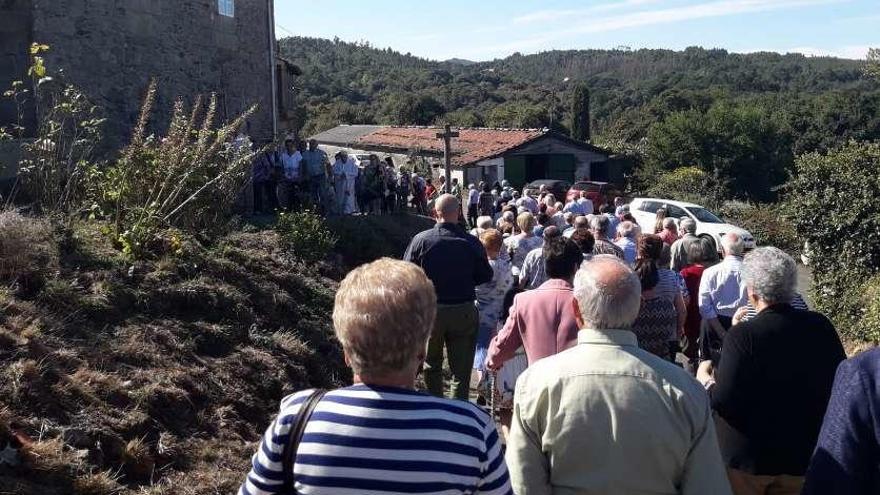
[436,124,459,194]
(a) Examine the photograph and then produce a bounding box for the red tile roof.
[355,127,547,167]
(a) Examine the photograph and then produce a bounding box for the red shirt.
[659,229,679,246]
[680,263,706,359]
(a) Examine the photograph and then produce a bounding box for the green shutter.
[505,156,526,187]
[547,154,576,183]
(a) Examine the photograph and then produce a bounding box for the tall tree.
[570,83,591,142]
[867,48,880,80]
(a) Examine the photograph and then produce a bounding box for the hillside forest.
[281,37,880,202]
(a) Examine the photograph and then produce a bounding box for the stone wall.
[30,0,275,149]
[0,0,35,136]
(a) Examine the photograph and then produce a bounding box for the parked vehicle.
[566,181,616,210]
[524,179,571,200]
[629,198,756,252]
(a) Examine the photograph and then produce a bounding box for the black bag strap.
[282,389,327,494]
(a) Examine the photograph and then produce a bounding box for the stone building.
[1,0,296,157]
[311,125,614,187]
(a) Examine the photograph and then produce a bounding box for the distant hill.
[279,36,879,156]
[445,58,477,66]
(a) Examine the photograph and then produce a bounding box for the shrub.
[1,43,104,217]
[720,202,800,255]
[786,141,880,343]
[643,166,727,211]
[0,210,57,285]
[98,80,257,258]
[275,211,337,264]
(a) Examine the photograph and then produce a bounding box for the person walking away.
[451,177,462,199]
[404,194,493,400]
[590,214,625,259]
[503,213,542,284]
[697,247,845,495]
[477,183,495,218]
[698,233,748,365]
[631,235,687,361]
[238,258,512,495]
[279,139,302,212]
[383,157,398,214]
[680,239,714,368]
[301,139,328,213]
[397,168,411,212]
[486,235,583,436]
[803,347,880,495]
[614,220,639,266]
[473,229,513,403]
[364,155,384,215]
[670,218,702,271]
[654,207,668,234]
[251,146,278,214]
[518,226,563,291]
[466,184,480,228]
[659,217,680,245]
[506,256,732,495]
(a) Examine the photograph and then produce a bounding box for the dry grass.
[0,210,58,288]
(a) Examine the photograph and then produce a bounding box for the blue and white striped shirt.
[239,384,512,495]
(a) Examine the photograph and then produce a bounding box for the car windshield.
[573,183,601,193]
[686,207,724,224]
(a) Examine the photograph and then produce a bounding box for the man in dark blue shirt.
[803,347,880,495]
[404,193,493,400]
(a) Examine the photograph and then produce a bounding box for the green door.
[505,156,526,188]
[547,154,576,183]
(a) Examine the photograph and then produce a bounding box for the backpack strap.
[282,389,327,494]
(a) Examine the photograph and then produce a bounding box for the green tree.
[866,47,880,80]
[644,102,792,201]
[786,141,880,342]
[380,93,443,125]
[570,83,591,141]
[485,102,548,129]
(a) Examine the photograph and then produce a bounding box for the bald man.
[404,194,493,400]
[507,256,732,495]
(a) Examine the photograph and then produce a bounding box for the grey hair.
[617,221,636,239]
[589,214,609,233]
[743,247,797,304]
[574,256,642,329]
[680,218,697,234]
[663,217,677,229]
[476,216,494,230]
[502,210,515,222]
[721,233,745,256]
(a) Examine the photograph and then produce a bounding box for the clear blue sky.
[274,0,877,61]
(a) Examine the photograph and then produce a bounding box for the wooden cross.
[436,124,459,194]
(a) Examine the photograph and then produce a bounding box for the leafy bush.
[643,166,726,211]
[1,43,104,216]
[786,141,880,343]
[720,202,800,255]
[98,81,257,258]
[275,211,337,264]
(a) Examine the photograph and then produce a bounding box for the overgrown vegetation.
[0,222,348,494]
[97,81,257,258]
[787,141,880,343]
[275,211,338,264]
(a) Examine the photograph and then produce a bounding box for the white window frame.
[218,0,235,17]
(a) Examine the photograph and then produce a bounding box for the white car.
[629,198,756,252]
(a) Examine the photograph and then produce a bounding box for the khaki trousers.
[728,468,804,495]
[424,302,479,401]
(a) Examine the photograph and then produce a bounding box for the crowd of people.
[251,138,457,216]
[238,186,878,495]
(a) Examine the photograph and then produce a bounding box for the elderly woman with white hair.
[697,247,845,494]
[614,220,638,265]
[239,259,512,495]
[471,215,495,237]
[503,212,543,282]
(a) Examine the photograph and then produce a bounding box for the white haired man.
[614,220,638,266]
[507,256,732,494]
[670,218,701,272]
[404,194,493,400]
[239,259,511,495]
[697,248,845,495]
[697,233,749,364]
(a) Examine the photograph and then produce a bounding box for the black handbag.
[281,389,327,494]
